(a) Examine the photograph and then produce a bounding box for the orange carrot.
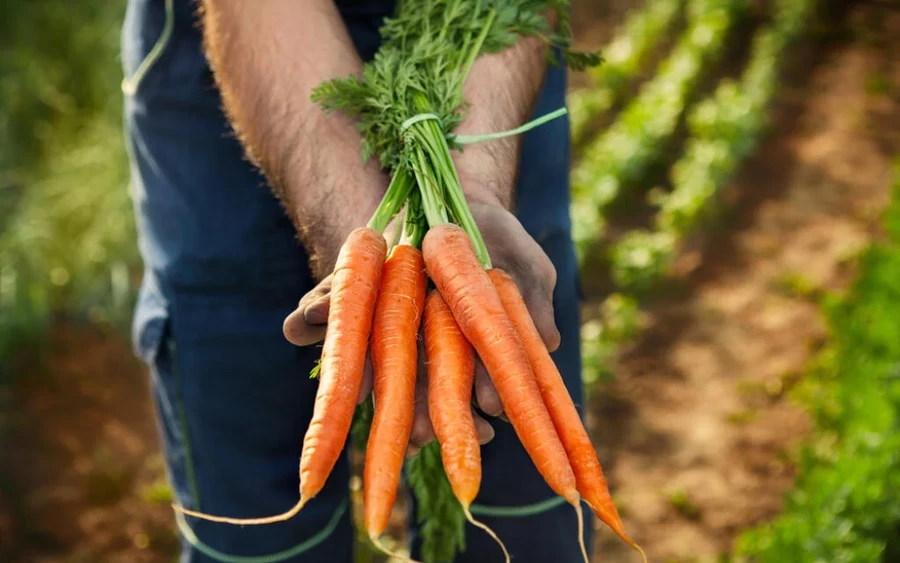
[174,227,387,524]
[364,245,426,545]
[424,290,509,563]
[425,290,480,506]
[421,224,583,521]
[489,268,647,563]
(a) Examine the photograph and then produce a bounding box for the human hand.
[283,195,560,456]
[284,33,558,453]
[402,198,560,456]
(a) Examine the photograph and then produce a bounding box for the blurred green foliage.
[0,2,124,174]
[734,164,900,562]
[571,0,750,259]
[567,0,684,146]
[0,2,137,369]
[607,0,817,293]
[581,293,641,388]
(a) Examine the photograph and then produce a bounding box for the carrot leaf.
[406,442,466,563]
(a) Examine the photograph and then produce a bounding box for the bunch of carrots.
[174,1,648,562]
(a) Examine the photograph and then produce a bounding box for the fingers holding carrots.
[423,224,590,563]
[422,224,579,504]
[175,221,638,563]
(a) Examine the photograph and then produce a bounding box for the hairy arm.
[200,0,388,277]
[453,32,552,209]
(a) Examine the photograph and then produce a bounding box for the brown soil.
[1,325,177,562]
[2,2,899,563]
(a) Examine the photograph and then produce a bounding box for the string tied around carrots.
[399,107,570,145]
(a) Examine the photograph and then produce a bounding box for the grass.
[669,488,703,520]
[725,408,759,425]
[772,271,821,300]
[139,480,175,506]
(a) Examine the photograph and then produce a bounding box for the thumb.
[283,277,332,346]
[523,285,560,352]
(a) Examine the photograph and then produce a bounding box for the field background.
[1,1,899,562]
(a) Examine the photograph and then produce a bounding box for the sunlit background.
[2,0,899,561]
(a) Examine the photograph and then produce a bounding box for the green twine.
[454,107,569,144]
[400,107,569,144]
[400,113,443,132]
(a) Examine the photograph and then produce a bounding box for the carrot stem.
[403,184,427,249]
[412,143,450,228]
[368,166,414,232]
[406,92,492,268]
[456,6,497,93]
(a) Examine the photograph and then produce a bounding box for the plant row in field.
[609,0,818,292]
[567,0,684,146]
[734,165,900,562]
[571,0,749,260]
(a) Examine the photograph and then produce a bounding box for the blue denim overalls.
[122,1,589,561]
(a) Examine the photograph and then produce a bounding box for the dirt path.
[588,5,900,561]
[2,326,176,563]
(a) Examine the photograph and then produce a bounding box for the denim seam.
[468,495,569,517]
[122,0,175,96]
[169,339,202,509]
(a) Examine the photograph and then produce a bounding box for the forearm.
[454,33,551,210]
[200,0,387,274]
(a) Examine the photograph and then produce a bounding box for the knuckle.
[545,327,562,352]
[538,254,557,292]
[409,416,434,446]
[476,390,503,416]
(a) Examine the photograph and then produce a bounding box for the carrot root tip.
[370,536,424,563]
[632,542,649,563]
[171,497,307,526]
[583,499,647,563]
[574,501,590,563]
[463,506,510,563]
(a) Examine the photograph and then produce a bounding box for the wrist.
[283,124,389,277]
[453,142,518,211]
